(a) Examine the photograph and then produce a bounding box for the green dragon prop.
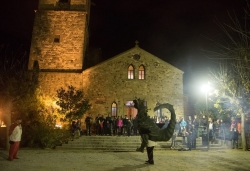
[133,98,176,152]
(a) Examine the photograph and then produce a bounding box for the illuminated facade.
[28,0,185,121]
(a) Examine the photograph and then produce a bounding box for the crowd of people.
[71,113,241,150]
[82,114,138,137]
[169,115,240,150]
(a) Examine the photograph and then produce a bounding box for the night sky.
[0,0,248,102]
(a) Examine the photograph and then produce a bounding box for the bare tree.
[206,5,250,150]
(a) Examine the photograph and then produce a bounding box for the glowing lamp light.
[200,82,212,93]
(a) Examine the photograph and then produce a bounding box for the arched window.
[128,65,134,79]
[111,102,117,117]
[139,65,145,79]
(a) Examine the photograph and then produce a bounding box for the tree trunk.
[241,113,246,151]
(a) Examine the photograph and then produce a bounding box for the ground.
[0,148,249,171]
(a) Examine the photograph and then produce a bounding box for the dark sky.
[0,0,248,102]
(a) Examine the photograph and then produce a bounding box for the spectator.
[8,117,22,161]
[105,114,112,135]
[214,119,220,139]
[180,117,187,144]
[208,118,214,144]
[200,115,207,135]
[132,117,138,136]
[85,113,92,136]
[95,114,100,135]
[75,119,81,138]
[112,116,117,136]
[116,116,123,136]
[186,116,192,130]
[122,115,128,135]
[192,115,199,138]
[171,119,180,149]
[126,118,133,137]
[99,115,105,135]
[230,117,238,149]
[191,124,197,149]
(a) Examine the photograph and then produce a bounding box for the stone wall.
[38,72,83,98]
[28,10,87,70]
[81,47,184,119]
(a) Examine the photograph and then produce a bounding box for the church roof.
[84,41,184,74]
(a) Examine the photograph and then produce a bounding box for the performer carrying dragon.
[133,98,176,153]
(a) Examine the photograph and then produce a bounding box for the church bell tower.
[28,0,90,71]
[28,0,91,96]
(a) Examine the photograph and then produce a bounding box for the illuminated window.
[139,65,145,79]
[54,35,60,43]
[111,102,117,117]
[128,65,134,79]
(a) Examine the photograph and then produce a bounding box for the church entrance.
[125,101,137,119]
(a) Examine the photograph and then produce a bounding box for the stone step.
[56,135,224,151]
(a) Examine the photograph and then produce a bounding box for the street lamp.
[200,82,212,151]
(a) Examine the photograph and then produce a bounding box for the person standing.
[132,117,138,136]
[112,116,117,136]
[105,114,112,135]
[214,119,220,140]
[95,114,100,135]
[99,115,105,135]
[230,117,238,149]
[180,117,187,144]
[85,113,92,136]
[116,116,123,136]
[8,117,22,161]
[192,115,199,138]
[75,119,81,138]
[122,115,128,135]
[126,118,133,137]
[171,119,180,149]
[208,118,214,144]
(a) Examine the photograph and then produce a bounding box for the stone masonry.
[81,45,184,119]
[28,0,185,123]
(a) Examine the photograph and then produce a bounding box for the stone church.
[28,0,186,121]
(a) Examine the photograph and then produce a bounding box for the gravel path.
[1,148,250,171]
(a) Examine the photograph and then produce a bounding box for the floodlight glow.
[200,82,212,93]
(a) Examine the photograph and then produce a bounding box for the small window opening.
[54,35,60,43]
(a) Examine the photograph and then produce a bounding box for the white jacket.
[9,125,22,142]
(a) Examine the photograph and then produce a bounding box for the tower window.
[59,0,69,3]
[128,65,134,79]
[54,35,60,43]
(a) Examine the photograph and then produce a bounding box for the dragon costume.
[133,98,176,152]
